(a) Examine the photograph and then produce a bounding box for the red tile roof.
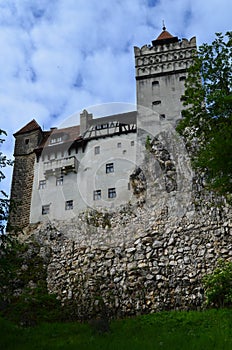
[152,28,179,46]
[156,30,174,41]
[14,119,41,136]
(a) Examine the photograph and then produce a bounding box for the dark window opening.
[56,176,63,186]
[65,200,73,210]
[106,163,114,173]
[179,76,186,81]
[152,100,161,105]
[25,138,30,145]
[152,81,159,86]
[93,190,101,200]
[108,188,116,198]
[39,180,46,189]
[180,96,187,102]
[42,205,50,215]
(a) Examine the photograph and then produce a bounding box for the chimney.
[80,109,93,134]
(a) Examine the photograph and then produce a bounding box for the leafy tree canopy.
[0,130,13,233]
[177,31,232,196]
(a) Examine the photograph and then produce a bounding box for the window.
[56,175,63,186]
[179,76,186,81]
[152,80,159,86]
[131,141,135,146]
[96,123,108,130]
[106,163,114,173]
[50,136,62,144]
[93,190,101,200]
[94,146,100,155]
[108,188,116,198]
[180,96,187,102]
[25,138,30,145]
[160,114,166,120]
[65,200,73,210]
[39,180,46,189]
[42,205,50,215]
[117,142,121,148]
[128,182,131,190]
[152,100,161,105]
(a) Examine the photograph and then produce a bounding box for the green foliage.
[1,309,232,349]
[0,129,13,233]
[203,259,232,308]
[3,287,63,327]
[177,32,232,196]
[145,135,151,151]
[0,235,63,326]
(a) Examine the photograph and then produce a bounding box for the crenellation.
[135,37,196,58]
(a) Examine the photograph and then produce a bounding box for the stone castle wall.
[9,153,36,228]
[19,135,231,320]
[27,195,231,320]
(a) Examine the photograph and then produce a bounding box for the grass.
[1,308,232,350]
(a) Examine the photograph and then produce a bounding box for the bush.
[203,259,232,308]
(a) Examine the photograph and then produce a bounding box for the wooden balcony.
[43,156,78,177]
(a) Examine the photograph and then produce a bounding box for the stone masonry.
[18,139,231,320]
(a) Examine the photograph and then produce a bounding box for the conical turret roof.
[152,25,178,46]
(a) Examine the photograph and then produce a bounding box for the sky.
[0,0,231,195]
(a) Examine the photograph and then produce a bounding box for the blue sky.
[0,0,232,195]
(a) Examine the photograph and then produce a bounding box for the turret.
[134,26,197,123]
[9,119,43,228]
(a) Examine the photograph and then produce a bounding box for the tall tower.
[9,120,43,229]
[134,26,196,124]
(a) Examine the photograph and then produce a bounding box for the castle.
[9,27,197,228]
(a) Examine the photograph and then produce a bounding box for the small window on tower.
[117,142,122,148]
[180,96,187,102]
[152,100,161,105]
[179,76,186,81]
[25,138,30,145]
[152,81,159,86]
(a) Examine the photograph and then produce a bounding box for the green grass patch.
[1,308,232,349]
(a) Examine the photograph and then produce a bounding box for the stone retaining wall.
[25,196,232,320]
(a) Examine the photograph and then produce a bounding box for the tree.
[177,32,232,196]
[203,259,232,308]
[0,129,13,233]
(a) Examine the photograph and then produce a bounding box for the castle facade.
[9,27,196,228]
